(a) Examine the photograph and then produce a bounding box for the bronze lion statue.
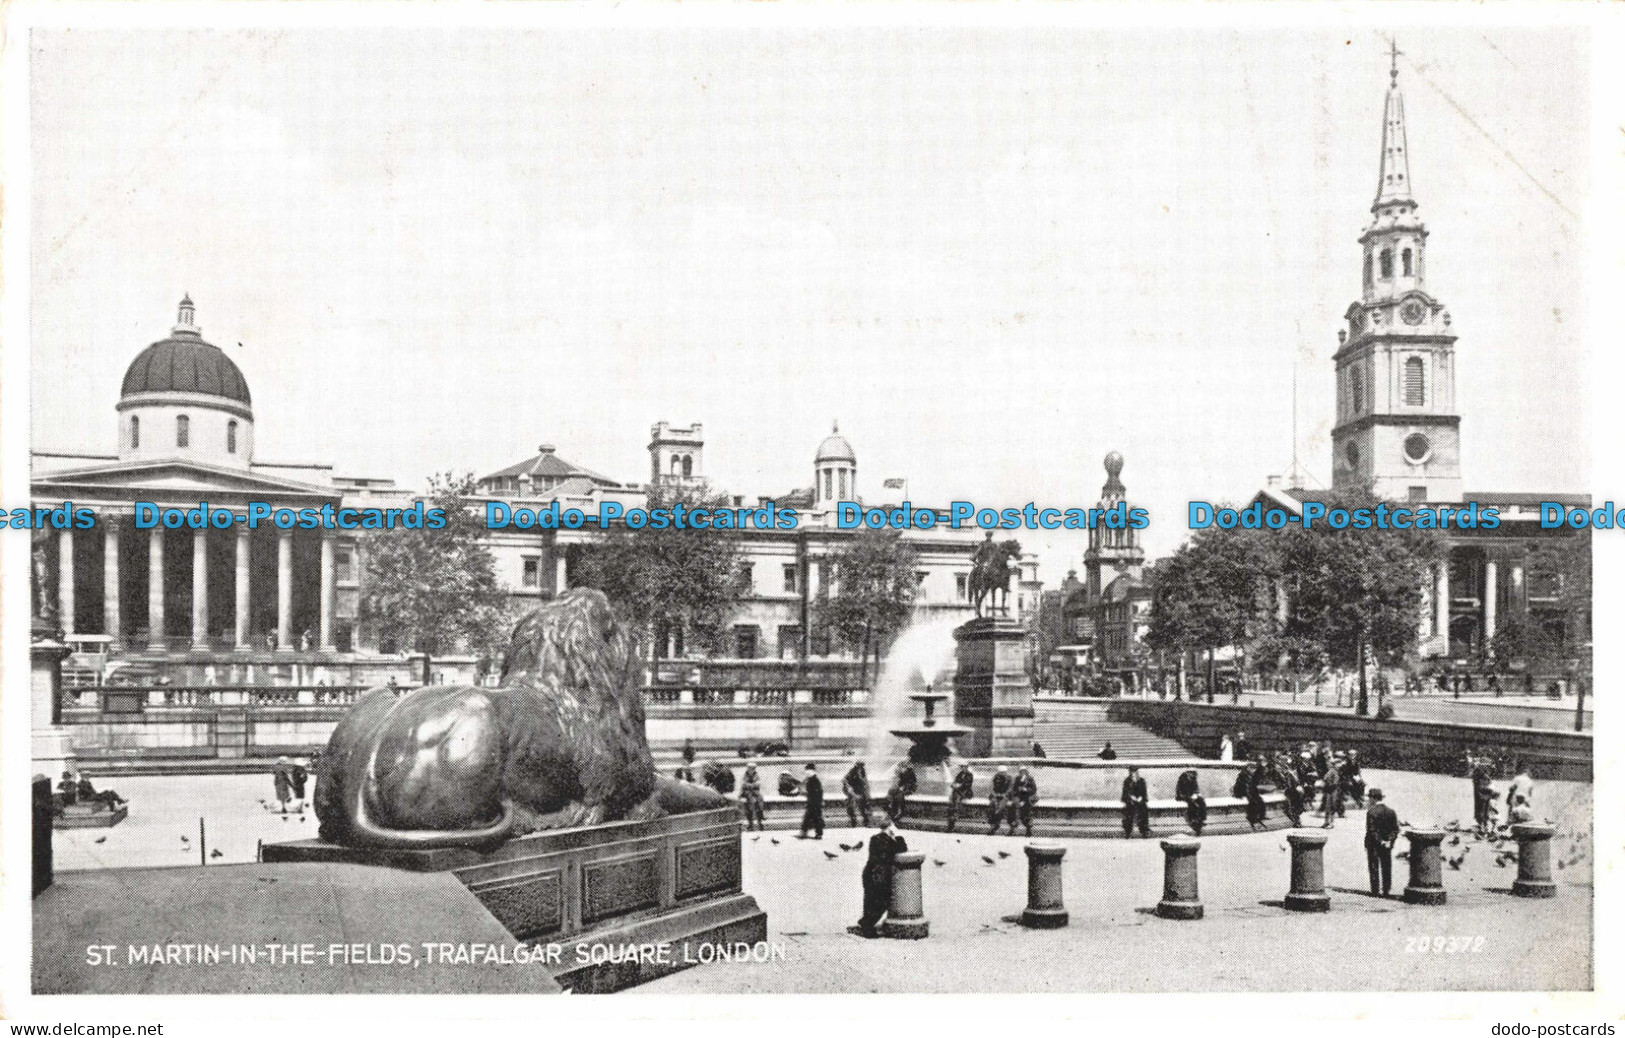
[315,588,726,849]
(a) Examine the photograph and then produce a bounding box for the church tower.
[1083,451,1144,600]
[1331,45,1462,503]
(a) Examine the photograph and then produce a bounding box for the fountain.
[890,684,972,765]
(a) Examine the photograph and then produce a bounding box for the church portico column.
[234,526,252,649]
[276,529,293,650]
[1484,558,1499,644]
[319,534,336,651]
[1434,560,1450,647]
[103,517,122,650]
[191,527,210,650]
[57,527,75,636]
[148,526,166,650]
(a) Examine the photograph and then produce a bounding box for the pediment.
[32,458,339,501]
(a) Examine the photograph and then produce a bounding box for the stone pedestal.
[1402,828,1447,905]
[1510,823,1558,899]
[1019,843,1069,928]
[32,635,74,774]
[951,617,1034,758]
[880,851,930,939]
[1284,831,1331,912]
[1156,836,1203,920]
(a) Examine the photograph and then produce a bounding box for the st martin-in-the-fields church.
[1269,47,1590,672]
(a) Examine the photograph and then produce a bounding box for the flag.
[883,478,906,489]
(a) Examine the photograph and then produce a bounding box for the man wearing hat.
[1121,765,1151,838]
[848,811,908,939]
[987,765,1012,834]
[1363,788,1400,896]
[798,763,825,840]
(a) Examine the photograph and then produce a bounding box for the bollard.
[1510,823,1557,898]
[1402,828,1447,905]
[1020,843,1069,928]
[1284,831,1331,912]
[1156,836,1203,920]
[880,851,929,939]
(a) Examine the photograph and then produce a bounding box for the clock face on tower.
[1401,300,1426,325]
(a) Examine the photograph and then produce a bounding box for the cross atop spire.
[1372,40,1415,212]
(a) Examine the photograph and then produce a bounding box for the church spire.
[1373,39,1414,212]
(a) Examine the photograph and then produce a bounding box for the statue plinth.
[951,616,1034,758]
[32,633,74,774]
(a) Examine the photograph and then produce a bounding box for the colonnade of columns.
[1424,551,1523,654]
[56,517,341,653]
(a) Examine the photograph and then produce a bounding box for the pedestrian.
[988,765,1012,834]
[290,758,309,813]
[1175,769,1207,835]
[1276,762,1304,828]
[1506,762,1534,822]
[1471,754,1496,834]
[1236,761,1267,830]
[1012,766,1039,837]
[1235,730,1252,760]
[1343,751,1366,808]
[272,756,293,814]
[842,762,872,828]
[1031,741,1047,759]
[1218,732,1234,761]
[946,761,974,833]
[1121,765,1151,838]
[739,762,766,831]
[798,763,824,840]
[1098,741,1117,760]
[1364,788,1400,896]
[1319,756,1343,829]
[887,760,916,823]
[847,812,907,939]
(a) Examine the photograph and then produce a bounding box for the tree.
[1272,490,1442,715]
[360,472,508,677]
[815,529,920,685]
[1144,523,1275,700]
[570,480,749,662]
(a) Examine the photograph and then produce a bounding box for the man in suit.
[1364,787,1400,896]
[842,762,872,828]
[1011,766,1039,837]
[848,813,908,938]
[1319,756,1344,829]
[946,762,975,833]
[739,762,766,831]
[1121,766,1151,838]
[988,765,1012,833]
[798,763,824,840]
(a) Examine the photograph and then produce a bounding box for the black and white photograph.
[3,2,1618,1024]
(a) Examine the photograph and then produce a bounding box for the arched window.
[176,414,190,448]
[1379,249,1393,279]
[1401,247,1414,277]
[1404,357,1426,406]
[130,415,140,449]
[1349,367,1365,415]
[670,455,682,476]
[681,455,692,478]
[226,420,238,454]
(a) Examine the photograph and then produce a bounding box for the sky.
[27,27,1590,578]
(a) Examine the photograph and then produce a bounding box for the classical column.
[319,534,336,651]
[57,527,75,636]
[276,530,293,650]
[234,527,252,649]
[147,527,166,650]
[1483,559,1499,644]
[102,518,121,649]
[1434,561,1450,647]
[191,527,209,649]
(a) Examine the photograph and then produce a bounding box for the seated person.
[777,770,803,797]
[75,773,126,809]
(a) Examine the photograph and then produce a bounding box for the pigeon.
[823,850,839,860]
[981,855,997,866]
[770,838,780,845]
[1278,843,1288,852]
[751,836,760,842]
[1396,851,1410,860]
[996,850,1011,859]
[210,849,224,859]
[93,836,107,844]
[281,816,289,823]
[180,835,189,843]
[1447,835,1462,847]
[932,859,946,867]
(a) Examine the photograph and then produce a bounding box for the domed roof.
[815,421,855,463]
[119,298,251,407]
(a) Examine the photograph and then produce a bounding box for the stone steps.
[1030,707,1193,760]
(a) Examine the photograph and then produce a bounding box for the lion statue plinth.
[315,588,728,849]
